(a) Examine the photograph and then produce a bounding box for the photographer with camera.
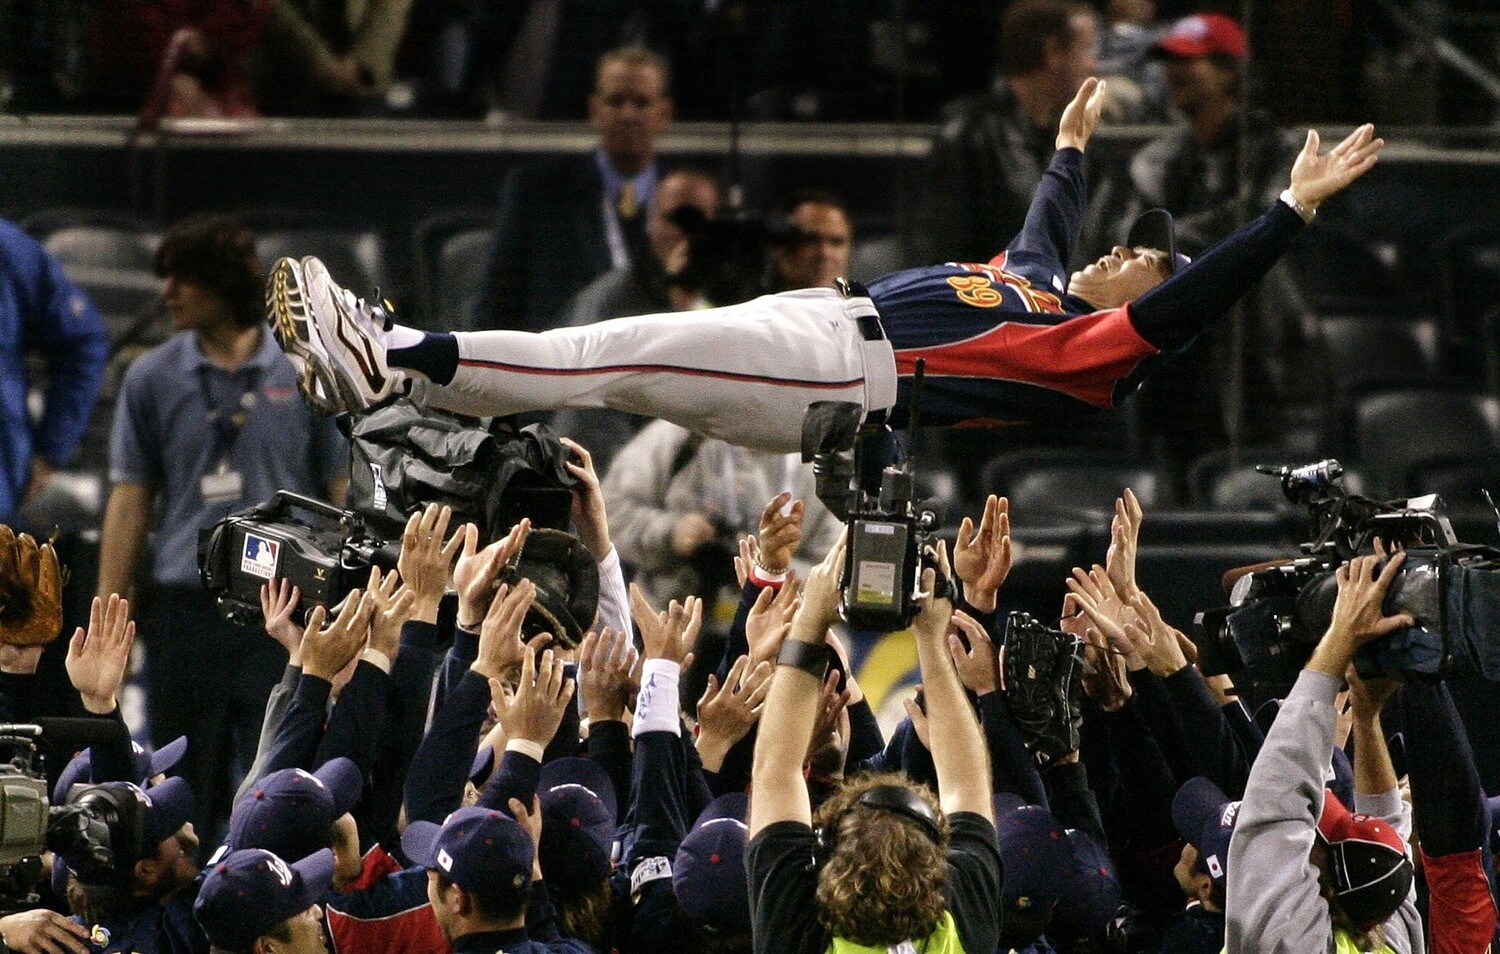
[1226,553,1421,954]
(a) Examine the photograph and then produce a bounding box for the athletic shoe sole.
[265,256,350,416]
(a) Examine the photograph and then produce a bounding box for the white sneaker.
[266,256,400,415]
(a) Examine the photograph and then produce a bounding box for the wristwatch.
[776,639,830,677]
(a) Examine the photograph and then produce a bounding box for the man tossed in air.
[266,78,1382,454]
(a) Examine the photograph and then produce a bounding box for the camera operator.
[766,189,853,293]
[1226,552,1422,953]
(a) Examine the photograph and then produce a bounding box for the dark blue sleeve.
[361,620,442,849]
[436,626,479,713]
[1128,200,1306,352]
[86,708,136,787]
[1102,698,1179,847]
[977,691,1047,808]
[258,673,332,778]
[542,664,582,762]
[475,749,542,813]
[1044,761,1106,845]
[718,579,765,683]
[0,671,36,723]
[1005,148,1087,271]
[324,866,430,918]
[586,720,632,810]
[1161,666,1251,799]
[1126,669,1196,787]
[18,233,109,467]
[314,661,389,775]
[845,698,885,768]
[627,732,693,864]
[1400,682,1486,857]
[402,668,490,825]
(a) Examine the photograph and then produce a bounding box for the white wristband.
[632,659,681,738]
[1279,188,1316,224]
[359,648,392,674]
[504,738,545,763]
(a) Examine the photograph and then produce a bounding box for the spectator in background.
[250,0,417,115]
[85,0,271,117]
[923,0,1098,263]
[562,167,724,326]
[768,189,853,292]
[97,215,347,845]
[473,46,674,334]
[1095,0,1171,121]
[0,217,108,524]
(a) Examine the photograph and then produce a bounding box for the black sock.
[389,333,459,386]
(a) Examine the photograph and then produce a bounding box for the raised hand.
[491,647,575,748]
[299,590,375,682]
[1310,553,1413,678]
[259,577,304,663]
[473,579,547,681]
[911,542,955,646]
[453,519,530,632]
[1067,566,1144,671]
[560,437,612,561]
[745,572,800,667]
[954,495,1011,613]
[1289,123,1385,210]
[578,627,637,723]
[757,492,805,575]
[1105,488,1142,600]
[807,668,851,761]
[948,609,1000,696]
[793,529,846,639]
[0,908,92,954]
[1056,76,1107,151]
[1126,589,1189,678]
[365,566,415,660]
[1079,623,1132,712]
[630,584,702,666]
[396,503,464,622]
[66,594,135,713]
[695,654,773,771]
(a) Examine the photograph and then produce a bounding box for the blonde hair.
[812,773,950,947]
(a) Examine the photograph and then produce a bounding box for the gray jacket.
[602,420,841,608]
[1225,669,1424,954]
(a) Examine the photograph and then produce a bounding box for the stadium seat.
[412,210,493,331]
[979,448,1172,520]
[1349,387,1500,499]
[22,209,161,272]
[253,228,387,301]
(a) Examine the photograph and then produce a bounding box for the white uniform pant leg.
[409,288,898,453]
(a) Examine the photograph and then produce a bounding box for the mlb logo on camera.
[242,534,280,579]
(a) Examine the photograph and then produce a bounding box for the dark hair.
[436,872,528,922]
[154,214,263,328]
[553,876,614,950]
[771,188,849,222]
[1000,0,1092,77]
[208,919,291,954]
[595,46,671,95]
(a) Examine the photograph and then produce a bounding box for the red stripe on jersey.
[1421,847,1498,954]
[892,305,1159,408]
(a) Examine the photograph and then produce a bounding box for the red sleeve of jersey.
[892,304,1159,408]
[1421,847,1498,954]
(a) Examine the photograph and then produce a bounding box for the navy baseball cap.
[52,736,188,804]
[1055,829,1124,939]
[538,757,617,892]
[994,794,1074,907]
[674,792,751,936]
[226,758,362,863]
[1316,789,1414,929]
[58,777,197,885]
[1126,209,1192,274]
[139,776,199,849]
[195,848,333,950]
[402,806,533,898]
[1171,776,1240,889]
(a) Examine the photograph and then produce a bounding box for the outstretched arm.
[1006,77,1108,267]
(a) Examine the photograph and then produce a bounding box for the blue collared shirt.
[594,149,659,269]
[108,329,346,585]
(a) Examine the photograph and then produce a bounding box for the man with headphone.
[744,534,1001,954]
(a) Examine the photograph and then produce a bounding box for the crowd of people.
[0,4,1495,954]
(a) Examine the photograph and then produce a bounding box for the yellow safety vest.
[1220,927,1396,954]
[827,911,964,954]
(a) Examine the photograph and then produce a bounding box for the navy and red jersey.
[867,146,1308,430]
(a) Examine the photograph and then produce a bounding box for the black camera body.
[1194,458,1500,695]
[841,464,942,632]
[199,491,389,626]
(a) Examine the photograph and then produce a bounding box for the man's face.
[589,61,672,173]
[275,905,329,954]
[1067,245,1169,308]
[773,202,853,290]
[1163,56,1237,116]
[1049,14,1101,102]
[648,173,721,265]
[163,275,230,333]
[427,870,455,939]
[138,822,200,898]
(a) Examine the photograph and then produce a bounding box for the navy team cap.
[1171,776,1240,889]
[402,806,534,898]
[1126,208,1192,274]
[226,758,363,863]
[195,848,333,950]
[674,792,751,936]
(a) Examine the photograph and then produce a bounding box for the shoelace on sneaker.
[337,287,396,333]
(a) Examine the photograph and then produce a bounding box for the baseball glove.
[1003,612,1084,766]
[0,525,64,646]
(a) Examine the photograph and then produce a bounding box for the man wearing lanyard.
[98,215,347,846]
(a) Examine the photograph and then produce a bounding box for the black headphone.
[53,782,149,885]
[815,784,943,862]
